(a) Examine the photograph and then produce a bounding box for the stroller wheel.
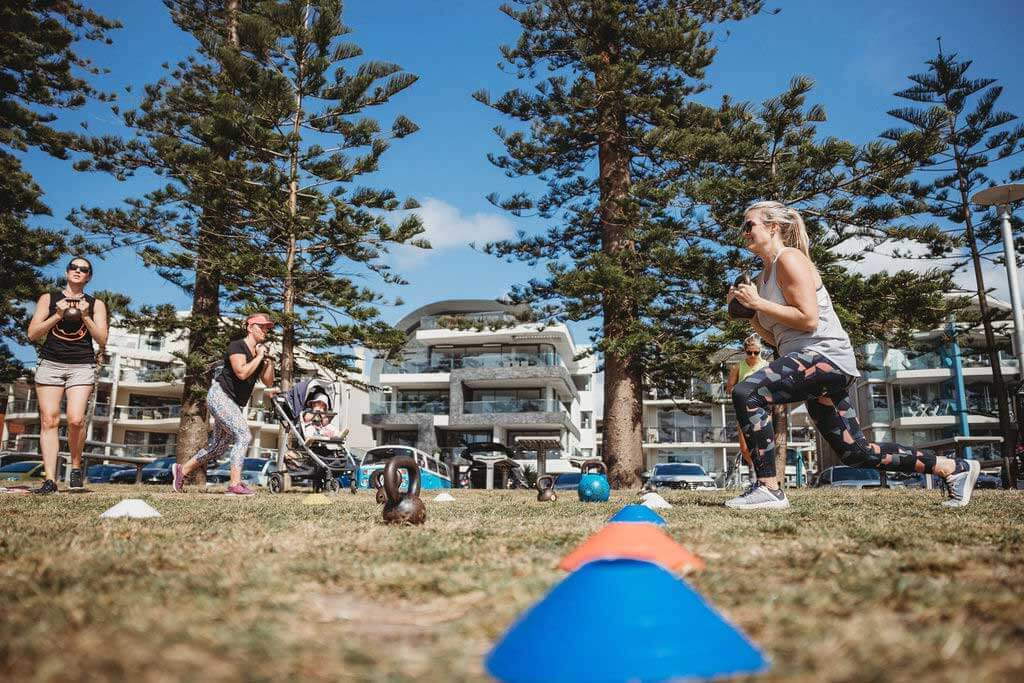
[326,477,340,494]
[268,473,285,494]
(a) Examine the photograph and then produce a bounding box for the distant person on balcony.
[171,313,276,496]
[725,334,766,476]
[27,256,109,494]
[726,201,980,510]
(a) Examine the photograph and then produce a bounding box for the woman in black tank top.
[26,256,109,493]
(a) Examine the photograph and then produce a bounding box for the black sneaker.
[32,479,58,495]
[69,469,84,489]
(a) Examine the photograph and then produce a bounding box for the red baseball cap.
[246,313,275,328]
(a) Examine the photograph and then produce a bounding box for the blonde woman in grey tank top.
[724,201,980,510]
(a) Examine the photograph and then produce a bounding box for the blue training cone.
[608,503,667,525]
[486,559,768,683]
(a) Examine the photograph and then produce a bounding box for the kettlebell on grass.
[536,475,557,502]
[371,468,386,504]
[382,455,426,525]
[577,459,610,502]
[728,272,756,319]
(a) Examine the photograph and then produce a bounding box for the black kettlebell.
[382,455,426,526]
[536,475,557,502]
[728,272,756,319]
[349,474,358,494]
[371,468,386,504]
[62,299,83,325]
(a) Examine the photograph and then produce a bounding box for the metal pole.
[998,204,1024,373]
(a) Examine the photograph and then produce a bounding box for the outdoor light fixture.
[972,184,1024,376]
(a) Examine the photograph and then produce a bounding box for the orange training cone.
[558,521,705,575]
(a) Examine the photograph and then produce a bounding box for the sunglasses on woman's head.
[68,264,91,274]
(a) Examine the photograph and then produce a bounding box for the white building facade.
[363,300,597,473]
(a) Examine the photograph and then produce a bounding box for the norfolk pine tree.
[70,0,261,474]
[222,0,425,399]
[885,49,1024,452]
[0,1,119,381]
[475,0,767,487]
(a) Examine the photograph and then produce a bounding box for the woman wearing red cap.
[172,313,275,495]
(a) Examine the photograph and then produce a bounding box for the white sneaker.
[724,481,790,510]
[942,460,980,508]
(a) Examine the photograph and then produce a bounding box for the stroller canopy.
[284,378,335,419]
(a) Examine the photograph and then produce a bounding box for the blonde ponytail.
[745,200,810,257]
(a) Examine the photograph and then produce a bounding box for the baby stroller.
[269,378,357,493]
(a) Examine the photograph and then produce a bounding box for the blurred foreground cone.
[486,559,768,683]
[559,522,704,575]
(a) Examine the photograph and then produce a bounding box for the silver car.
[647,462,718,491]
[814,465,883,489]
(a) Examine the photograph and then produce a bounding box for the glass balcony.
[646,425,813,443]
[463,398,566,414]
[419,311,521,330]
[369,400,450,415]
[382,348,562,374]
[115,404,182,420]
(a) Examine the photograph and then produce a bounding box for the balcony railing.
[11,435,177,458]
[382,351,562,374]
[4,400,273,423]
[895,397,998,419]
[886,350,1018,373]
[463,398,567,415]
[369,400,450,415]
[5,399,114,417]
[646,426,814,444]
[419,311,521,330]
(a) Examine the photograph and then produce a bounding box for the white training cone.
[641,492,672,510]
[434,492,455,502]
[100,499,161,519]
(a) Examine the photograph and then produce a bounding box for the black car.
[109,456,176,484]
[86,464,132,483]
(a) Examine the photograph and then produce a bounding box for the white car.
[647,462,718,491]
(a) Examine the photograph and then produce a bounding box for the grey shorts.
[35,360,96,388]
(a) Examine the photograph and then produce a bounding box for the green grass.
[1,486,1022,682]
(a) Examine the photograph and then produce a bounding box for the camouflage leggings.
[732,350,937,479]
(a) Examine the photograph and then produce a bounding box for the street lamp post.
[971,184,1024,373]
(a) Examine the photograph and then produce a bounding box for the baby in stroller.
[268,378,355,493]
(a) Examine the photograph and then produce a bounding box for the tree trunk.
[951,140,1012,450]
[595,42,643,488]
[176,237,218,486]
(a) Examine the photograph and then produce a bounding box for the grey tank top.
[756,248,860,378]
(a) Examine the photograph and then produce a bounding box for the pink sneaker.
[171,463,185,493]
[225,483,255,496]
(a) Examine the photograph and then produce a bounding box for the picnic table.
[917,435,1017,489]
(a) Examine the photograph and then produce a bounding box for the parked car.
[0,461,45,482]
[814,465,883,489]
[86,464,132,483]
[647,462,717,491]
[553,472,582,490]
[110,457,176,484]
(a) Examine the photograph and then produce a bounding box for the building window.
[580,411,593,429]
[381,430,418,447]
[144,335,162,351]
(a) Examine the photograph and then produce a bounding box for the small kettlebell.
[62,299,83,325]
[349,473,358,494]
[728,272,757,319]
[578,459,611,502]
[536,475,556,502]
[371,468,386,504]
[382,455,426,525]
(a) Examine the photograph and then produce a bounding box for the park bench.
[916,435,1018,489]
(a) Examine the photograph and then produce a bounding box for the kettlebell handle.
[536,474,555,491]
[371,469,385,490]
[580,459,606,475]
[383,455,420,503]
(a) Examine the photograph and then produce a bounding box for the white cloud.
[389,197,516,267]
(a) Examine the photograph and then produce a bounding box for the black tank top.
[39,290,98,365]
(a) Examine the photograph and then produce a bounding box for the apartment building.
[2,319,372,459]
[850,295,1016,458]
[363,300,597,473]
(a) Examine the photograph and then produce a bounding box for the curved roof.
[393,299,527,333]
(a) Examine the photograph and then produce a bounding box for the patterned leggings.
[732,350,938,478]
[188,382,251,469]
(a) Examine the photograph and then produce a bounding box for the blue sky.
[17,0,1024,367]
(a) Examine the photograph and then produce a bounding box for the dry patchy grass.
[1,486,1022,682]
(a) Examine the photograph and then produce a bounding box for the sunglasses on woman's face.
[741,219,756,234]
[746,350,760,356]
[68,264,91,274]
